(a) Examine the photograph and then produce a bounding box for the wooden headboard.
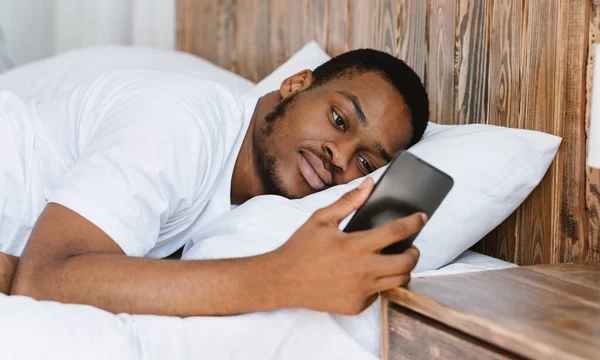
[177,0,600,265]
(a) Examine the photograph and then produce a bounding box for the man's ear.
[279,69,313,98]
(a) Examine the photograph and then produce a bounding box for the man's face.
[254,71,413,199]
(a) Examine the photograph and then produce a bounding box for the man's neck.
[230,91,281,205]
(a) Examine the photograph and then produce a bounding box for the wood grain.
[455,0,489,125]
[267,0,306,70]
[351,0,375,49]
[554,0,591,263]
[175,0,194,53]
[374,0,398,56]
[380,295,390,360]
[327,0,351,56]
[384,262,600,360]
[516,0,562,265]
[427,0,456,125]
[306,0,330,50]
[527,262,600,290]
[586,0,600,262]
[476,0,522,263]
[398,0,426,81]
[216,0,237,72]
[288,0,309,57]
[235,0,271,82]
[385,305,515,360]
[177,0,217,62]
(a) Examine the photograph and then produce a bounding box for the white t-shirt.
[27,69,256,258]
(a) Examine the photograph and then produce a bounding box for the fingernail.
[358,177,371,189]
[420,213,428,223]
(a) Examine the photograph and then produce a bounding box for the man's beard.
[254,91,301,199]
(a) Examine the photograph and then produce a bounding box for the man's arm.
[0,252,18,294]
[12,179,425,316]
[11,204,287,316]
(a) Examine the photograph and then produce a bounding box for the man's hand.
[0,252,19,294]
[269,177,424,315]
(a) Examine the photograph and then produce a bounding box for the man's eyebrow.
[374,141,393,162]
[336,90,367,127]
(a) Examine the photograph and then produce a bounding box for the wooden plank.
[472,214,517,264]
[235,0,271,82]
[552,0,591,263]
[427,0,456,125]
[216,0,237,72]
[455,0,489,125]
[476,0,522,263]
[586,1,600,261]
[380,295,390,360]
[268,0,289,70]
[198,0,219,64]
[306,0,330,51]
[327,0,351,56]
[398,0,426,81]
[374,0,398,56]
[384,263,600,360]
[176,0,216,62]
[516,0,562,265]
[268,0,306,70]
[527,262,600,290]
[588,168,600,261]
[175,0,193,52]
[386,305,514,360]
[351,0,376,49]
[288,0,309,57]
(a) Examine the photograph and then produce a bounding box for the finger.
[373,246,420,277]
[374,274,412,292]
[351,213,427,251]
[312,177,374,225]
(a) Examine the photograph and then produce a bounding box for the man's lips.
[299,150,333,191]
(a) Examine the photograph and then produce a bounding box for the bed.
[0,0,598,359]
[177,0,600,266]
[0,40,519,360]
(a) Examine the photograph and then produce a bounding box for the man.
[0,49,429,317]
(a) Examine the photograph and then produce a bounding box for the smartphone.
[343,151,454,254]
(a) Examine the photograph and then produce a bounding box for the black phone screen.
[343,151,454,254]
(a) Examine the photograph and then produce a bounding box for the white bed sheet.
[415,250,518,278]
[0,251,514,360]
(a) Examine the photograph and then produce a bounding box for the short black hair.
[310,49,429,147]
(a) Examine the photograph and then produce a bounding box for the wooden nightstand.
[381,262,600,360]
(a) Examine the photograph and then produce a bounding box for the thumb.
[315,177,374,225]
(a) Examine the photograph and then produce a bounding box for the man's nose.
[323,140,355,173]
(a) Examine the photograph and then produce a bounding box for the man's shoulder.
[89,68,238,97]
[81,68,246,124]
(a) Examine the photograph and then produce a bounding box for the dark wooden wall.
[177,0,600,266]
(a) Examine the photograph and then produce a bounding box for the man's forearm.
[0,253,19,294]
[11,252,290,317]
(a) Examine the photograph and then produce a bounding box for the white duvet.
[0,249,514,360]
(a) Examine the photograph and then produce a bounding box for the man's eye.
[332,109,345,131]
[358,156,375,174]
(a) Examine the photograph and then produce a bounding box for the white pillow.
[183,122,560,270]
[250,40,330,97]
[226,41,560,271]
[0,45,255,102]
